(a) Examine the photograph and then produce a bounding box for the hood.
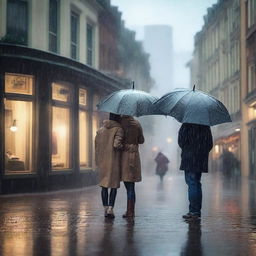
[103,120,121,129]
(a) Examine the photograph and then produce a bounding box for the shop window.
[79,88,89,168]
[5,73,33,95]
[4,74,34,174]
[92,94,100,167]
[79,111,89,168]
[51,83,72,170]
[79,88,87,106]
[52,83,70,102]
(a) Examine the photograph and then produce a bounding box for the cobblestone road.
[0,172,256,256]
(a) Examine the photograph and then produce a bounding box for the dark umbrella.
[97,88,158,117]
[153,86,232,126]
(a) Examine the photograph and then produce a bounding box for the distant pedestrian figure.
[121,115,144,218]
[155,152,170,182]
[220,149,240,178]
[178,123,213,220]
[95,113,124,218]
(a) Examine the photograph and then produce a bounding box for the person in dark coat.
[155,152,170,182]
[178,123,213,220]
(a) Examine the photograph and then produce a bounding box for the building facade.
[240,0,256,177]
[188,0,241,174]
[0,0,135,194]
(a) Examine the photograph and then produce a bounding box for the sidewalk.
[0,173,255,256]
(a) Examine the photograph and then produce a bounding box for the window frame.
[70,11,80,60]
[51,82,73,172]
[3,73,36,176]
[49,0,60,53]
[6,0,29,46]
[79,87,91,170]
[86,22,95,67]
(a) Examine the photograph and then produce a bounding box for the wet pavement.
[0,172,256,256]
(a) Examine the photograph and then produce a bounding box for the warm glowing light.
[152,146,158,152]
[235,128,240,132]
[10,119,18,132]
[166,137,173,143]
[55,125,67,137]
[214,145,219,154]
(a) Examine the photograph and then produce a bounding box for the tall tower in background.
[141,25,179,172]
[143,25,174,95]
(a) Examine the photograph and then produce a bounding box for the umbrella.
[153,86,232,126]
[97,88,158,117]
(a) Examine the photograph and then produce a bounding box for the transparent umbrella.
[153,86,232,126]
[97,88,158,117]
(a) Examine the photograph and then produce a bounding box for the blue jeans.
[124,182,136,201]
[185,171,202,216]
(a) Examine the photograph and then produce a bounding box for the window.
[249,126,256,178]
[4,73,34,174]
[248,0,256,28]
[92,94,100,167]
[49,0,59,53]
[6,0,28,45]
[87,23,95,66]
[51,83,72,170]
[248,64,256,93]
[71,11,79,60]
[79,89,90,168]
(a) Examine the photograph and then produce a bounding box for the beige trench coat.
[95,120,124,188]
[121,116,144,182]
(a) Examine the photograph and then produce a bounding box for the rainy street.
[0,172,256,256]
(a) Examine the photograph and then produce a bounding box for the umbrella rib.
[168,91,192,115]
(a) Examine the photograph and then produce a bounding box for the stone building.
[188,0,241,174]
[240,0,256,177]
[0,0,152,193]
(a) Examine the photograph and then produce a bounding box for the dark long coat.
[178,123,213,173]
[120,116,144,182]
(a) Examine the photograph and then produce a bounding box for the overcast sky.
[111,0,218,52]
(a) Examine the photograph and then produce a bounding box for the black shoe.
[183,213,201,220]
[182,213,193,219]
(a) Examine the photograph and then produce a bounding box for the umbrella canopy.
[97,89,158,117]
[153,87,232,126]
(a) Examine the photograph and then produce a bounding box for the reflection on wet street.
[1,172,256,256]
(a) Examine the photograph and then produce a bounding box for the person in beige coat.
[95,113,124,218]
[121,115,144,218]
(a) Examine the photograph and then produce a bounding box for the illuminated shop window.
[79,111,89,168]
[51,83,71,170]
[79,88,89,168]
[4,74,34,174]
[52,107,71,170]
[52,83,71,102]
[79,88,87,106]
[92,94,100,167]
[5,73,33,95]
